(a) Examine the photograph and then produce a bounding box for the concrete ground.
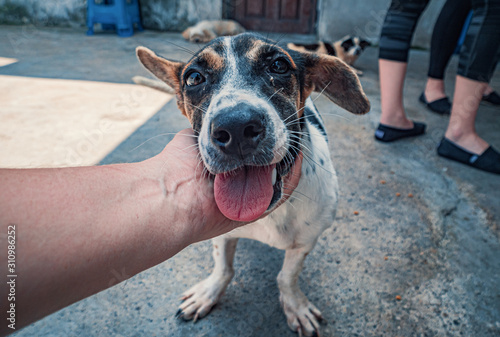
[1,26,499,336]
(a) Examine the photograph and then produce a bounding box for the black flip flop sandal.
[437,138,500,174]
[375,122,426,142]
[419,92,451,115]
[482,91,500,105]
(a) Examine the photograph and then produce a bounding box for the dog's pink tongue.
[214,165,275,222]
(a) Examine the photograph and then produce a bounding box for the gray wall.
[140,0,222,31]
[0,0,446,48]
[317,0,447,48]
[0,0,222,31]
[0,0,86,27]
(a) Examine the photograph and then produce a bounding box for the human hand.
[146,128,302,246]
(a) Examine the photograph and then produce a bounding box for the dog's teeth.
[272,167,277,186]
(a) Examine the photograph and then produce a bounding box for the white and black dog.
[136,33,370,336]
[288,36,371,75]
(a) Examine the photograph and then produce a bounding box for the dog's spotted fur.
[137,33,369,336]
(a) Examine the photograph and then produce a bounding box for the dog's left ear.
[340,37,354,50]
[304,54,370,115]
[136,46,185,92]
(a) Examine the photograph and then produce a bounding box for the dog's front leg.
[278,246,323,337]
[177,236,238,322]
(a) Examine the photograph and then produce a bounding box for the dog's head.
[137,33,369,222]
[337,36,371,59]
[182,26,215,43]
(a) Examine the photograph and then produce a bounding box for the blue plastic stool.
[87,0,143,37]
[454,10,473,54]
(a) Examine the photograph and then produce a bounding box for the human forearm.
[0,129,289,334]
[0,160,188,331]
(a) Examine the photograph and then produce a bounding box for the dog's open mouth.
[213,159,294,222]
[214,164,277,222]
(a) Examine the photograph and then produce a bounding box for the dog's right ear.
[302,53,370,115]
[136,46,185,93]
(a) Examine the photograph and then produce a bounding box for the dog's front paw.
[280,291,324,337]
[176,275,230,322]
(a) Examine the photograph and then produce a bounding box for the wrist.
[143,142,229,246]
[127,158,193,251]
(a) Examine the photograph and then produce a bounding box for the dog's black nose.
[210,105,266,157]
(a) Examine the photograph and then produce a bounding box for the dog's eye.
[185,71,205,87]
[270,59,289,74]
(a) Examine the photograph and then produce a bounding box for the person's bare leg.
[379,59,414,129]
[424,77,447,102]
[445,75,489,155]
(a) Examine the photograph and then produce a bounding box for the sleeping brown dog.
[182,20,245,43]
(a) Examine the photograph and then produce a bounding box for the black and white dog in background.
[288,35,371,75]
[136,33,370,336]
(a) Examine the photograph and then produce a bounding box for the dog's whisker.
[287,142,334,175]
[271,32,289,48]
[284,151,293,168]
[282,107,305,124]
[288,139,316,157]
[288,130,307,135]
[128,133,174,152]
[280,194,299,209]
[282,101,315,124]
[281,192,305,205]
[288,131,311,140]
[184,101,208,113]
[165,40,196,56]
[287,142,314,162]
[181,143,200,153]
[283,187,315,203]
[195,41,204,52]
[130,131,199,153]
[287,138,315,156]
[288,130,311,139]
[288,132,321,150]
[318,112,351,121]
[282,106,300,124]
[284,111,350,131]
[283,94,331,124]
[277,146,294,169]
[284,198,297,210]
[268,87,284,101]
[315,81,332,101]
[286,110,351,124]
